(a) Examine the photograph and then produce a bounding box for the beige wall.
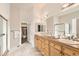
[0,4,10,19]
[9,4,35,50]
[46,16,54,35]
[10,4,21,50]
[5,4,36,50]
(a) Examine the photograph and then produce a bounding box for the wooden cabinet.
[38,39,41,50]
[35,35,49,56]
[41,38,45,55]
[40,38,49,56]
[35,35,79,56]
[35,35,41,50]
[43,39,49,56]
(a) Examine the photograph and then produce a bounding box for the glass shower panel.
[0,16,7,55]
[0,16,3,55]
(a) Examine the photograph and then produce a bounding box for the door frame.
[21,26,27,44]
[21,23,28,44]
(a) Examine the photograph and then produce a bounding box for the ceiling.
[12,3,78,23]
[11,3,79,23]
[13,3,64,15]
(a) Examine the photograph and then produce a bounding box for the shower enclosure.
[0,15,8,56]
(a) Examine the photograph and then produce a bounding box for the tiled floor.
[7,42,42,56]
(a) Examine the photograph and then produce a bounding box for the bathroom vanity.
[35,34,79,56]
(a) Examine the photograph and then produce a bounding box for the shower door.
[0,15,7,56]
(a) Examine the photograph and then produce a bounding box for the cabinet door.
[38,39,42,50]
[54,44,61,51]
[44,39,49,44]
[41,46,49,56]
[73,52,79,56]
[41,39,44,55]
[41,48,45,55]
[35,39,38,48]
[35,36,39,49]
[50,46,61,56]
[44,48,49,56]
[35,37,41,50]
[62,46,76,56]
[41,38,49,56]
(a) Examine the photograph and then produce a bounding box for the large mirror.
[35,23,46,32]
[54,23,70,38]
[55,10,79,39]
[54,23,65,36]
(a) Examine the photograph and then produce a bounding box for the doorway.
[0,15,8,56]
[21,26,27,44]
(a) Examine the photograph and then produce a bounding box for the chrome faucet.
[67,35,71,40]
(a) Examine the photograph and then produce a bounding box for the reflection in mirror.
[65,23,70,36]
[58,9,79,40]
[35,23,46,33]
[71,18,79,40]
[54,23,70,39]
[54,23,65,38]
